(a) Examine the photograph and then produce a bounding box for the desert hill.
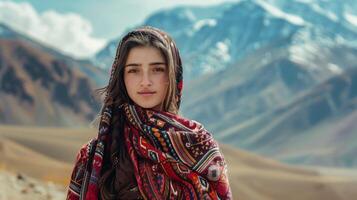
[1,125,357,200]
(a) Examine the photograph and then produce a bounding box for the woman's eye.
[153,67,165,72]
[128,69,138,73]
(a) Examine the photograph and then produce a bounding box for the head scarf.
[67,27,232,200]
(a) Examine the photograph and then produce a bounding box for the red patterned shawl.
[66,103,232,199]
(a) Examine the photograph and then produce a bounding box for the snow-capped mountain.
[93,0,357,82]
[92,2,233,71]
[268,0,357,23]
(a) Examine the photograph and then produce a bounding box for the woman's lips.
[138,91,156,96]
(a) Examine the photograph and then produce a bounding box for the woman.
[66,26,232,200]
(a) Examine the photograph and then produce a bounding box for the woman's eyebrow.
[149,62,166,66]
[125,62,166,67]
[125,63,141,67]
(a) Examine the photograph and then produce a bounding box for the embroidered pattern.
[66,104,232,200]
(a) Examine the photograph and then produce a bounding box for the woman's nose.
[140,72,152,87]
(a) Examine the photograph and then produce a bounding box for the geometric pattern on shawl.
[66,103,232,200]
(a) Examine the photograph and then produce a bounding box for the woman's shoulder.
[67,138,97,198]
[74,138,97,162]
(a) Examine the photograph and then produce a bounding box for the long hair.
[96,26,183,200]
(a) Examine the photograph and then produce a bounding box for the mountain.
[93,2,233,70]
[180,39,357,131]
[266,0,357,39]
[0,23,105,127]
[0,23,108,87]
[180,41,357,167]
[94,0,357,82]
[218,67,357,167]
[268,0,357,20]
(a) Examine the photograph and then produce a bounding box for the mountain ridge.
[0,23,104,127]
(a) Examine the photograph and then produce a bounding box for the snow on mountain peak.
[255,0,306,26]
[294,0,313,3]
[201,39,231,74]
[327,63,343,74]
[179,9,196,21]
[216,39,231,63]
[193,19,217,31]
[344,12,357,26]
[289,42,320,68]
[311,3,338,22]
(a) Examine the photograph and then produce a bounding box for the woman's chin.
[137,103,162,111]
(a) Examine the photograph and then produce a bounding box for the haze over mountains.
[217,67,357,166]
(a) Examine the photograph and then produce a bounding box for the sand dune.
[0,137,72,184]
[1,125,357,200]
[0,125,96,164]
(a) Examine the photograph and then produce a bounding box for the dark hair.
[96,26,183,199]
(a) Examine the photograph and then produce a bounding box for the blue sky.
[0,0,237,58]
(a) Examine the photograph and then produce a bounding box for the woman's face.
[124,46,169,111]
